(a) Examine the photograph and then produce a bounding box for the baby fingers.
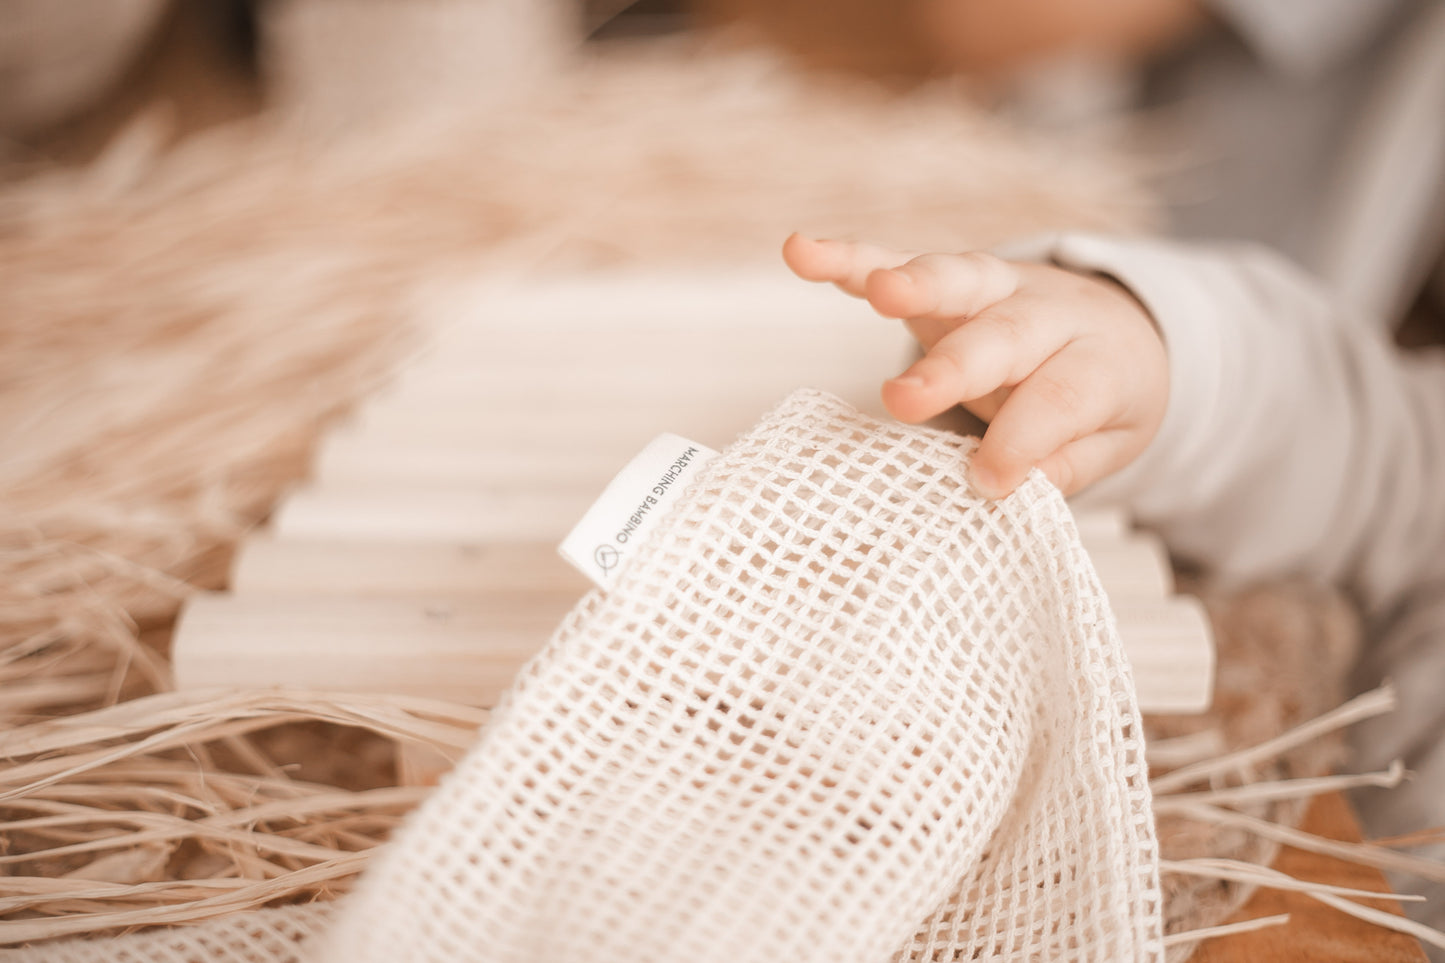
[968,350,1122,498]
[864,251,1019,325]
[1033,431,1142,498]
[781,234,914,297]
[880,299,1074,423]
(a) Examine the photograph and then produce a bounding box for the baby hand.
[783,234,1168,499]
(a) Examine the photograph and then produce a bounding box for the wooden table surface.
[1194,792,1427,962]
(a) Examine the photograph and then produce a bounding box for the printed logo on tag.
[559,433,719,588]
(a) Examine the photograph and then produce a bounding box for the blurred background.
[4,0,1441,332]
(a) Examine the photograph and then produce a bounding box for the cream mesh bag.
[14,389,1164,963]
[318,389,1163,963]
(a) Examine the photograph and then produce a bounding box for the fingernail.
[889,374,925,388]
[970,465,1005,499]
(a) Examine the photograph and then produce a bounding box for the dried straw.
[1161,914,1291,948]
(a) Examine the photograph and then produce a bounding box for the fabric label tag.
[559,433,719,588]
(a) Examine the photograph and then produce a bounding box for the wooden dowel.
[231,534,1169,601]
[1069,506,1131,541]
[1086,536,1175,597]
[382,363,890,409]
[337,404,745,453]
[419,323,911,370]
[172,594,571,705]
[312,436,641,487]
[274,486,1159,546]
[172,591,1212,713]
[422,272,909,353]
[231,538,589,596]
[1112,594,1215,713]
[272,485,599,542]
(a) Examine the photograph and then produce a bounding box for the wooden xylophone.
[172,269,1214,780]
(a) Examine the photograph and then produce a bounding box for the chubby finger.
[782,233,913,297]
[960,384,1010,424]
[969,352,1117,498]
[880,299,1077,423]
[864,251,1020,322]
[1033,430,1141,497]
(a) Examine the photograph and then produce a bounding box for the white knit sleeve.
[1003,233,1445,618]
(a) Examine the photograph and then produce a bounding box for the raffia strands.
[1,680,1430,955]
[1161,858,1445,951]
[1160,913,1291,948]
[0,689,485,945]
[0,682,485,786]
[1143,678,1445,958]
[1149,687,1399,796]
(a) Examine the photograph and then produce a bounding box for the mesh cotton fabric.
[318,389,1163,963]
[6,389,1163,963]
